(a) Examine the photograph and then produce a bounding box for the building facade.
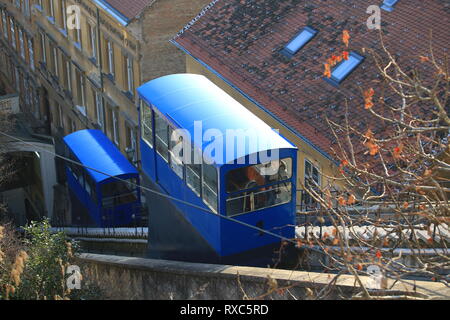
[0,0,44,131]
[0,0,211,225]
[33,0,210,169]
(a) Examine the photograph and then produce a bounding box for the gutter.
[93,0,130,26]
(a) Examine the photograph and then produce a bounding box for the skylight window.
[281,26,318,58]
[324,52,364,86]
[381,0,399,12]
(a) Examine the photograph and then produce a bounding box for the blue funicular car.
[63,129,142,228]
[138,74,297,266]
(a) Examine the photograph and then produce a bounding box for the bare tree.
[296,36,449,299]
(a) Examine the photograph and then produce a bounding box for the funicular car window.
[226,158,293,216]
[169,127,184,179]
[226,158,292,193]
[154,112,169,161]
[186,145,202,196]
[101,178,138,207]
[202,163,218,212]
[141,101,153,147]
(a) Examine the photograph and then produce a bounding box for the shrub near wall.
[0,220,101,300]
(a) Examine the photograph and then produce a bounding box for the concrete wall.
[77,253,449,300]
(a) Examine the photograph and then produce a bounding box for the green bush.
[1,219,101,300]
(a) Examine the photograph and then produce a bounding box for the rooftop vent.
[281,26,318,58]
[381,0,399,12]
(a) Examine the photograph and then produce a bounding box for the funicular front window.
[101,178,138,208]
[226,158,293,216]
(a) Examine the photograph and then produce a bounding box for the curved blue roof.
[137,74,296,164]
[64,129,138,183]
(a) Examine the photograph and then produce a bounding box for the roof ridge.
[173,0,221,40]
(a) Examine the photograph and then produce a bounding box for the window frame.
[106,39,115,78]
[18,28,25,59]
[381,0,399,12]
[226,182,292,217]
[202,162,218,213]
[324,51,365,86]
[141,100,153,148]
[304,159,320,187]
[225,158,293,194]
[154,110,169,162]
[95,91,104,130]
[39,31,46,64]
[281,26,318,58]
[28,37,34,70]
[89,24,97,62]
[112,108,119,146]
[9,18,16,49]
[169,126,185,180]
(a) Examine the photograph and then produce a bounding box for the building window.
[305,159,320,186]
[47,0,54,19]
[88,24,97,62]
[18,28,25,59]
[281,26,317,58]
[124,55,134,95]
[57,103,63,129]
[23,0,31,17]
[36,0,43,11]
[95,91,104,129]
[381,0,399,12]
[74,68,86,108]
[53,46,59,77]
[76,28,82,47]
[325,51,364,86]
[58,0,67,33]
[62,56,72,93]
[2,11,7,38]
[49,42,59,77]
[28,37,35,70]
[39,32,46,64]
[141,101,153,147]
[106,39,115,78]
[303,159,320,207]
[112,109,119,146]
[10,18,16,49]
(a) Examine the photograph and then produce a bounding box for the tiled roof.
[102,0,154,20]
[174,0,450,162]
